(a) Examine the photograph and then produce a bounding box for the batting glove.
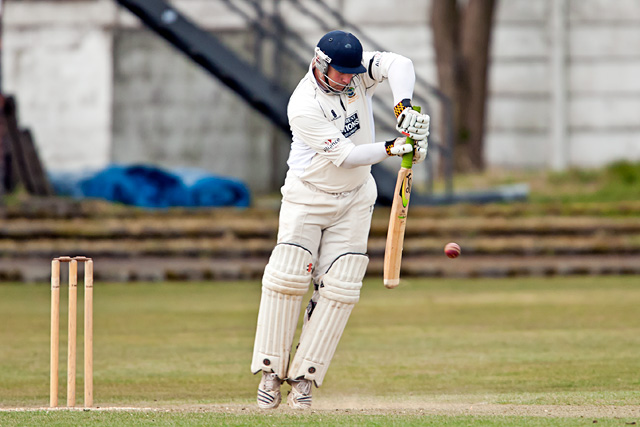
[394,99,430,141]
[384,137,428,164]
[413,143,427,164]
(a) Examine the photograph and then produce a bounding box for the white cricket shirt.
[286,51,410,193]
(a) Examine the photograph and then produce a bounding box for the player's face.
[326,66,354,91]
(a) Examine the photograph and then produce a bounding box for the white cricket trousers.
[276,172,377,282]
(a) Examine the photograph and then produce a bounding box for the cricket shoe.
[257,372,282,409]
[287,379,312,409]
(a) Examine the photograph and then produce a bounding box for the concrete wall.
[109,29,288,193]
[565,0,640,167]
[3,0,114,172]
[488,0,640,169]
[3,0,640,196]
[2,0,292,193]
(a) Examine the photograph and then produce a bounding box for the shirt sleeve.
[341,142,388,169]
[362,51,416,104]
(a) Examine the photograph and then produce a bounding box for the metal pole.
[0,0,4,201]
[551,0,568,171]
[0,0,3,92]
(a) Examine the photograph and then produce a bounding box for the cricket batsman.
[251,30,430,409]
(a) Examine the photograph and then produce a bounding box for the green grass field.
[1,277,639,426]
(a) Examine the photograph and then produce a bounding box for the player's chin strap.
[313,48,358,95]
[251,243,313,379]
[287,252,369,387]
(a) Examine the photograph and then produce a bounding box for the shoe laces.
[263,372,280,391]
[292,379,311,395]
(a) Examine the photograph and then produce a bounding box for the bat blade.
[383,166,412,288]
[383,105,420,289]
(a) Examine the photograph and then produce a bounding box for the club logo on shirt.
[374,53,381,67]
[329,109,341,122]
[342,112,360,138]
[346,86,359,104]
[323,138,340,152]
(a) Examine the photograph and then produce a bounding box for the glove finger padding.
[397,110,417,128]
[396,108,430,141]
[413,137,428,164]
[405,127,429,141]
[415,139,428,150]
[385,137,428,163]
[413,146,427,164]
[385,137,413,156]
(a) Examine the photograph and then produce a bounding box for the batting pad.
[288,252,369,387]
[251,243,313,379]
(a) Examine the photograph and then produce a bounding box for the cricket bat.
[383,106,420,289]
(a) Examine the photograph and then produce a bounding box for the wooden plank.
[20,128,54,196]
[2,96,54,196]
[4,96,36,194]
[0,98,18,194]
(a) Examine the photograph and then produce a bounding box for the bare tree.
[431,0,496,172]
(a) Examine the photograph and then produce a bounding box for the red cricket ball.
[444,242,461,259]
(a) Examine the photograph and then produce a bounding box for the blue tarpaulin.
[50,164,251,209]
[174,167,251,208]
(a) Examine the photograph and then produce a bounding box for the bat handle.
[400,106,421,169]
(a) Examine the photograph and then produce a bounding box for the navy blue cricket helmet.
[315,30,367,75]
